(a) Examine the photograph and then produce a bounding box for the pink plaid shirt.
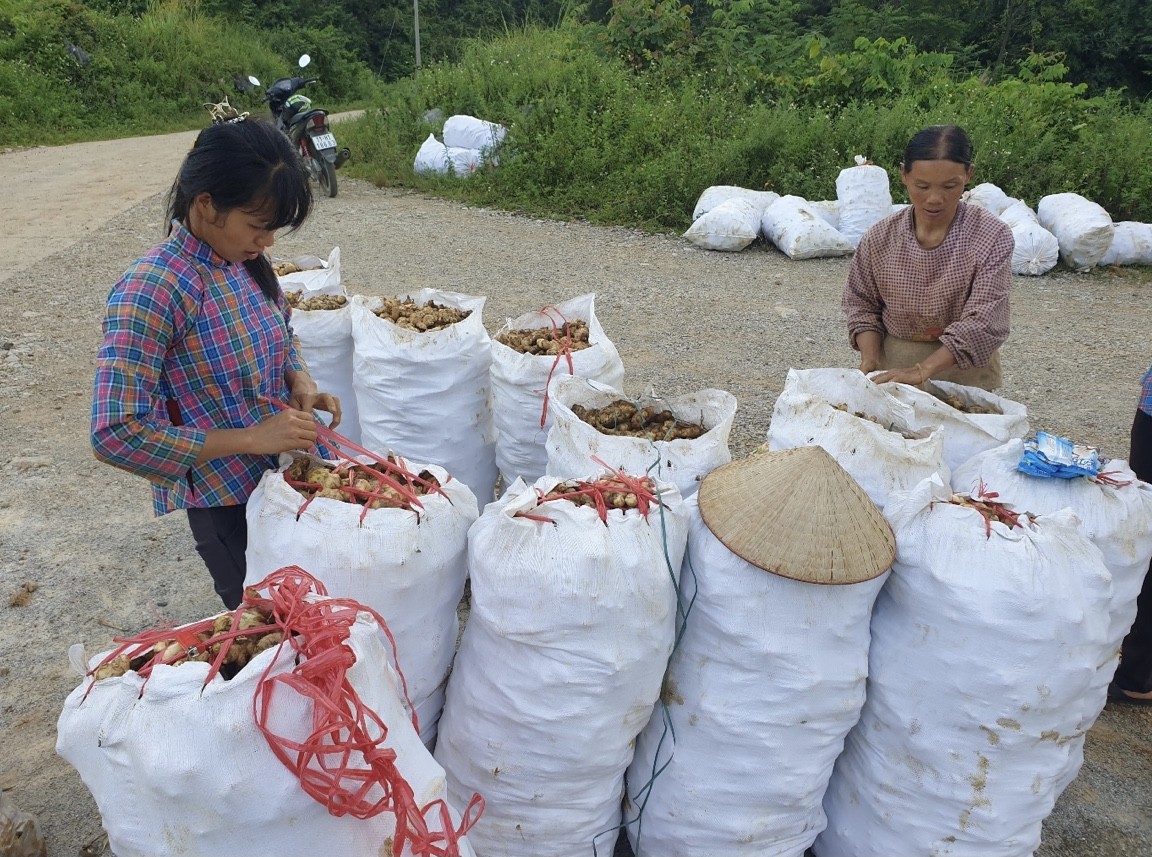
[843,202,1013,369]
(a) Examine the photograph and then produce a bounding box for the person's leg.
[1112,409,1152,699]
[185,505,248,610]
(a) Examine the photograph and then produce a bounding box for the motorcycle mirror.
[298,54,311,69]
[248,75,261,87]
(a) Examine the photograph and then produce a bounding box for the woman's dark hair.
[902,125,974,172]
[165,118,312,299]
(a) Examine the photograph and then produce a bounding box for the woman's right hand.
[247,409,318,455]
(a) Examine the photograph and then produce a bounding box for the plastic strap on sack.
[1017,431,1100,479]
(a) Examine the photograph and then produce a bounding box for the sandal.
[1107,680,1152,707]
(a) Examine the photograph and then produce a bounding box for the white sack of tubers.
[691,185,780,220]
[1037,192,1115,272]
[760,196,854,260]
[835,156,893,249]
[683,197,761,251]
[1100,221,1152,266]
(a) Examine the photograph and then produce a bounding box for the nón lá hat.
[697,445,895,584]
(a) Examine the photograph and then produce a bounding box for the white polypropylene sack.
[244,457,479,745]
[350,290,498,504]
[835,157,892,248]
[1100,221,1152,266]
[952,438,1152,672]
[807,199,840,230]
[886,379,1029,472]
[413,133,451,175]
[817,476,1113,857]
[442,114,507,155]
[766,367,947,508]
[691,185,780,220]
[434,475,688,857]
[999,199,1037,227]
[446,146,483,177]
[683,198,760,251]
[57,605,476,857]
[545,376,736,497]
[1037,192,1115,272]
[625,497,888,857]
[277,246,340,293]
[963,182,1012,215]
[1009,220,1060,275]
[280,248,361,444]
[761,196,853,260]
[490,294,625,486]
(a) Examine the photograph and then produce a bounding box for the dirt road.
[1,126,1149,857]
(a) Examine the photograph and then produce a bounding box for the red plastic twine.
[516,464,662,525]
[87,567,482,857]
[535,305,579,429]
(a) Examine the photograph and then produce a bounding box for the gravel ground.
[1,172,1150,856]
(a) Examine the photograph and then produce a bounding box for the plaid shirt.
[1140,367,1152,417]
[843,202,1014,369]
[92,221,307,516]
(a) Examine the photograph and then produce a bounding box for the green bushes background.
[2,0,1150,228]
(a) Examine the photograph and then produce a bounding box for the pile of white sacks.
[413,113,508,177]
[684,156,1152,273]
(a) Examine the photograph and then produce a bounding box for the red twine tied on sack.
[534,305,579,429]
[945,478,1027,539]
[515,460,663,526]
[1094,470,1135,488]
[85,567,483,857]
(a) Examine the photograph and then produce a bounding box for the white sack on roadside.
[545,376,736,497]
[491,294,624,487]
[57,605,475,857]
[413,133,451,175]
[963,182,1012,215]
[1100,221,1152,266]
[442,114,507,156]
[766,367,946,507]
[280,248,361,443]
[435,475,688,857]
[761,196,853,260]
[683,197,760,251]
[625,496,887,857]
[817,476,1113,857]
[999,198,1036,226]
[807,199,841,230]
[244,457,479,746]
[1037,192,1115,272]
[691,185,780,220]
[350,290,498,504]
[835,157,892,248]
[446,146,483,177]
[1009,220,1060,275]
[886,380,1028,472]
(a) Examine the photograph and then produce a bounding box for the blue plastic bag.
[1018,431,1100,479]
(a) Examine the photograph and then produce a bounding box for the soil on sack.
[1,164,1150,857]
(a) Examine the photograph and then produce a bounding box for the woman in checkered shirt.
[842,125,1014,391]
[91,114,341,608]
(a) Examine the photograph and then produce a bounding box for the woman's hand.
[871,365,927,386]
[287,370,342,428]
[248,409,319,454]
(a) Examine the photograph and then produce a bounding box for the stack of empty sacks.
[413,113,508,177]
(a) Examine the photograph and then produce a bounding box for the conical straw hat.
[697,445,895,585]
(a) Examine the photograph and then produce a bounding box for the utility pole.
[413,0,421,69]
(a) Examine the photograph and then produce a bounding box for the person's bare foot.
[1108,680,1152,706]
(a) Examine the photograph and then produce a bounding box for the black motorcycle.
[249,55,350,198]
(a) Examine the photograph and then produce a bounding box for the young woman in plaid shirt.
[91,114,340,608]
[843,125,1014,391]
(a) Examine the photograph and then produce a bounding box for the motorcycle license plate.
[310,132,337,150]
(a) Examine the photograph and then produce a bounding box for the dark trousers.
[1116,409,1152,693]
[186,505,248,610]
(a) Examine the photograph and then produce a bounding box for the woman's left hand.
[871,365,927,386]
[287,371,342,428]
